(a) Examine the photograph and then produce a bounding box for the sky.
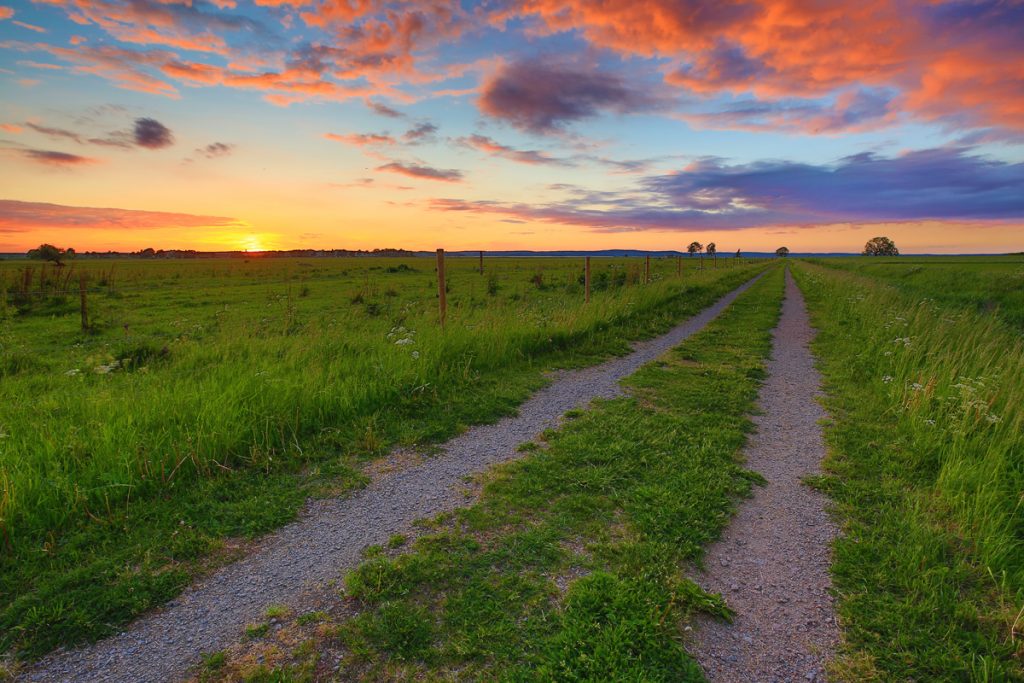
[0,0,1022,254]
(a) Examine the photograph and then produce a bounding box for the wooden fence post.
[479,250,484,275]
[676,255,681,276]
[436,248,447,328]
[645,254,651,283]
[79,273,89,331]
[585,256,591,303]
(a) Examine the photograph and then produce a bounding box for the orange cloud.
[13,20,46,33]
[0,199,243,232]
[325,132,398,146]
[507,0,1024,133]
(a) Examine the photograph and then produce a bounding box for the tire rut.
[690,269,839,683]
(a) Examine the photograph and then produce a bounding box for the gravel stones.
[690,270,839,683]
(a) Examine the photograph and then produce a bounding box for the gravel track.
[690,270,838,683]
[23,274,762,683]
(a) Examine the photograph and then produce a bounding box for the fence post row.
[645,254,651,284]
[436,248,447,328]
[479,250,484,275]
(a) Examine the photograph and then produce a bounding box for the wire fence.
[0,255,754,324]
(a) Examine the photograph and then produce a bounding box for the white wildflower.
[910,382,923,391]
[395,337,414,346]
[65,368,80,377]
[882,375,893,383]
[411,351,420,360]
[986,414,1001,424]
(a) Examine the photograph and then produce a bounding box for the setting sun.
[242,235,268,253]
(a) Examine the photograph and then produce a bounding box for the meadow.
[0,254,763,659]
[792,260,1023,680]
[806,255,1024,332]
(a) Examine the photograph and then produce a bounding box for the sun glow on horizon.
[242,235,266,252]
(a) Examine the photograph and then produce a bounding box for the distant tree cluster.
[27,243,73,265]
[776,246,790,257]
[863,236,899,256]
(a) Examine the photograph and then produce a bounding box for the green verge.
[1,264,769,662]
[791,262,1024,681]
[202,267,786,682]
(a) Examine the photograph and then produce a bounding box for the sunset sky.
[1,0,1022,253]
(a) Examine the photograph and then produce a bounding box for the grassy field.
[0,254,764,660]
[5,253,1021,680]
[191,266,787,682]
[793,261,1023,681]
[806,255,1024,332]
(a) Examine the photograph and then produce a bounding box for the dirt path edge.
[689,269,839,683]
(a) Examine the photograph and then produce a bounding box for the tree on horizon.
[776,246,790,258]
[863,236,899,256]
[27,244,69,266]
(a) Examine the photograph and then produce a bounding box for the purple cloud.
[367,100,406,119]
[479,60,665,133]
[21,149,98,167]
[196,142,234,158]
[403,122,438,144]
[377,161,463,182]
[430,146,1024,230]
[133,117,173,148]
[681,88,897,134]
[458,134,571,166]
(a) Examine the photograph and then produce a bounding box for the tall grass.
[807,255,1024,332]
[1,260,759,544]
[0,256,767,658]
[792,262,1023,680]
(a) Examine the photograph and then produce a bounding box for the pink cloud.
[13,20,47,33]
[325,132,398,147]
[377,161,463,182]
[0,199,243,232]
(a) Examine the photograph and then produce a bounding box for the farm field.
[806,255,1024,332]
[793,260,1023,680]
[0,254,765,661]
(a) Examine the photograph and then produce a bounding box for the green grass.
[792,262,1024,681]
[806,255,1024,332]
[199,267,786,681]
[0,255,767,660]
